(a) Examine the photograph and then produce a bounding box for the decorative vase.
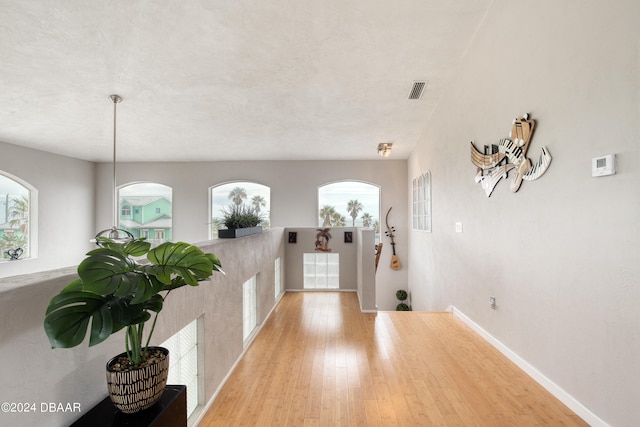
[105,346,170,414]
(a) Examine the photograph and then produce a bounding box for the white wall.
[0,142,94,279]
[407,1,640,426]
[356,228,376,311]
[282,226,376,310]
[96,160,408,310]
[284,227,359,291]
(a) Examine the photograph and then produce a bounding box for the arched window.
[0,171,36,261]
[412,171,431,232]
[317,180,381,237]
[118,182,172,245]
[210,182,271,239]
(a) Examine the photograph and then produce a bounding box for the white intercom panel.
[592,154,616,177]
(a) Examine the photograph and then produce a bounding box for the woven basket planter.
[105,347,170,414]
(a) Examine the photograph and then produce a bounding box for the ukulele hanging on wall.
[384,207,401,270]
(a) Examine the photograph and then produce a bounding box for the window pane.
[0,173,32,260]
[119,183,172,245]
[161,318,199,418]
[318,181,380,242]
[243,276,258,343]
[303,253,339,289]
[210,182,271,239]
[423,171,431,232]
[275,257,282,298]
[412,171,432,232]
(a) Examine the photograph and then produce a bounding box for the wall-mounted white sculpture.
[470,114,552,197]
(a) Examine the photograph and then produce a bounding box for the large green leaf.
[78,248,137,293]
[207,253,224,273]
[94,237,150,256]
[44,238,219,352]
[77,248,161,303]
[44,291,113,348]
[60,278,83,293]
[143,294,164,313]
[144,242,215,286]
[44,291,153,348]
[121,238,151,256]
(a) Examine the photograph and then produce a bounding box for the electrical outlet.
[489,296,496,310]
[455,222,463,233]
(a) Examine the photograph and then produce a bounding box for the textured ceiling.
[0,1,492,162]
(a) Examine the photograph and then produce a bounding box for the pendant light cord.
[110,94,122,229]
[93,94,132,244]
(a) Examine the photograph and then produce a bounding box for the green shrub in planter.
[221,204,263,229]
[396,303,410,311]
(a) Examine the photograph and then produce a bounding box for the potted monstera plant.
[44,237,223,414]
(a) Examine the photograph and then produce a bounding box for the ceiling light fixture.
[378,142,393,157]
[93,94,134,245]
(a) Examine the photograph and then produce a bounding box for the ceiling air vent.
[408,81,427,100]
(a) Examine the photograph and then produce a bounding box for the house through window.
[118,182,172,245]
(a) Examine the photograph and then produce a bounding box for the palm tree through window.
[317,181,380,239]
[210,182,271,239]
[0,171,34,260]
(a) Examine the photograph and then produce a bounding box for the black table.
[70,385,186,427]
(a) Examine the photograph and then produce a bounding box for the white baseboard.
[450,306,609,427]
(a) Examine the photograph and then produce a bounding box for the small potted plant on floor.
[218,204,264,238]
[395,289,411,311]
[44,237,223,414]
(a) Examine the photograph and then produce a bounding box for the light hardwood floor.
[199,292,587,426]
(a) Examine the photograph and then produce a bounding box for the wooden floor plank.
[198,292,588,426]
